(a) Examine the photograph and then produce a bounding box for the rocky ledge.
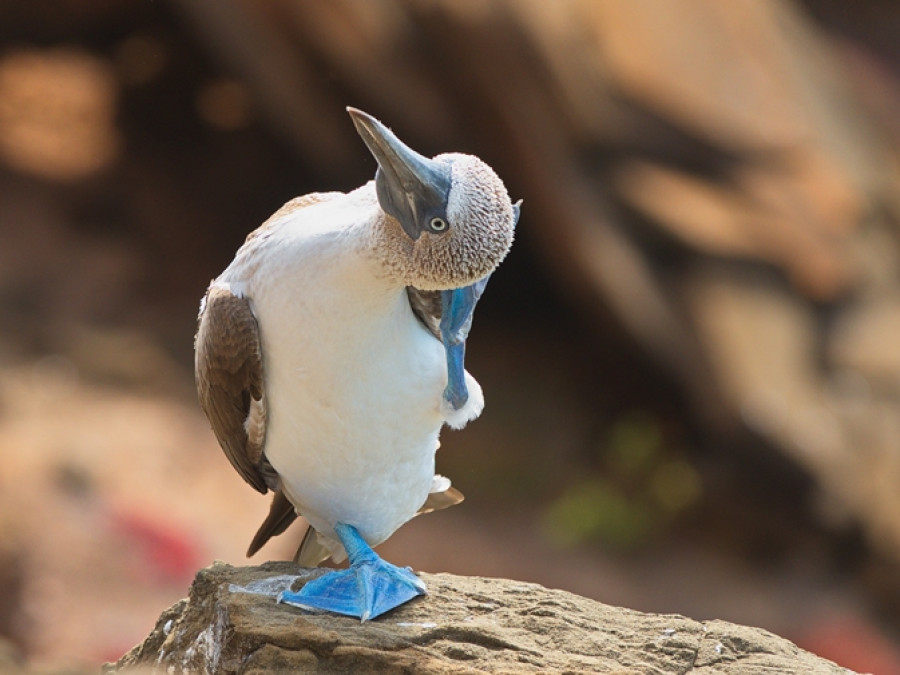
[105,561,854,674]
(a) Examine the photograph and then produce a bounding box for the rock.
[105,562,854,674]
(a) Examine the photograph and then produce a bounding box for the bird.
[194,107,520,621]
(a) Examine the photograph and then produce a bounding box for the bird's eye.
[428,217,448,233]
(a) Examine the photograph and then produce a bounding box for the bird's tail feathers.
[418,474,465,514]
[294,526,336,567]
[293,473,465,567]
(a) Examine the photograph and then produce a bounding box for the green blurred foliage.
[541,411,702,551]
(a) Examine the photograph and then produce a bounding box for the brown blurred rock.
[106,561,854,674]
[0,48,119,181]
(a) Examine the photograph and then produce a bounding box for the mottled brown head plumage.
[348,107,518,291]
[370,152,516,290]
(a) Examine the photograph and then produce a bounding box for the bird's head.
[348,107,519,291]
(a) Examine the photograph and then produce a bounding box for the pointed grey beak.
[347,107,451,241]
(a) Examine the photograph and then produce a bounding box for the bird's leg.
[442,339,468,409]
[439,204,519,410]
[440,276,490,410]
[278,523,426,622]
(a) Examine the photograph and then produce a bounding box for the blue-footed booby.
[195,108,520,621]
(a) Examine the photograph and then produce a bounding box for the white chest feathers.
[216,190,483,545]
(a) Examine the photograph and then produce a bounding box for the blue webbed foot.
[278,523,426,621]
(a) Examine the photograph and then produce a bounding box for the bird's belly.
[261,301,446,545]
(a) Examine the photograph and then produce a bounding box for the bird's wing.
[247,489,298,557]
[198,192,348,557]
[406,287,442,339]
[195,283,270,494]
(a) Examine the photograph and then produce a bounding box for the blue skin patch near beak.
[440,276,491,410]
[278,523,426,621]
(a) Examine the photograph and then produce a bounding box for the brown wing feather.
[196,192,348,557]
[195,284,268,493]
[247,490,298,557]
[406,287,442,339]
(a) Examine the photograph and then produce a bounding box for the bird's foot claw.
[279,557,426,621]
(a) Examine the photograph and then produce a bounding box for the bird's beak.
[348,107,451,241]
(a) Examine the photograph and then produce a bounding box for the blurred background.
[1,0,900,672]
